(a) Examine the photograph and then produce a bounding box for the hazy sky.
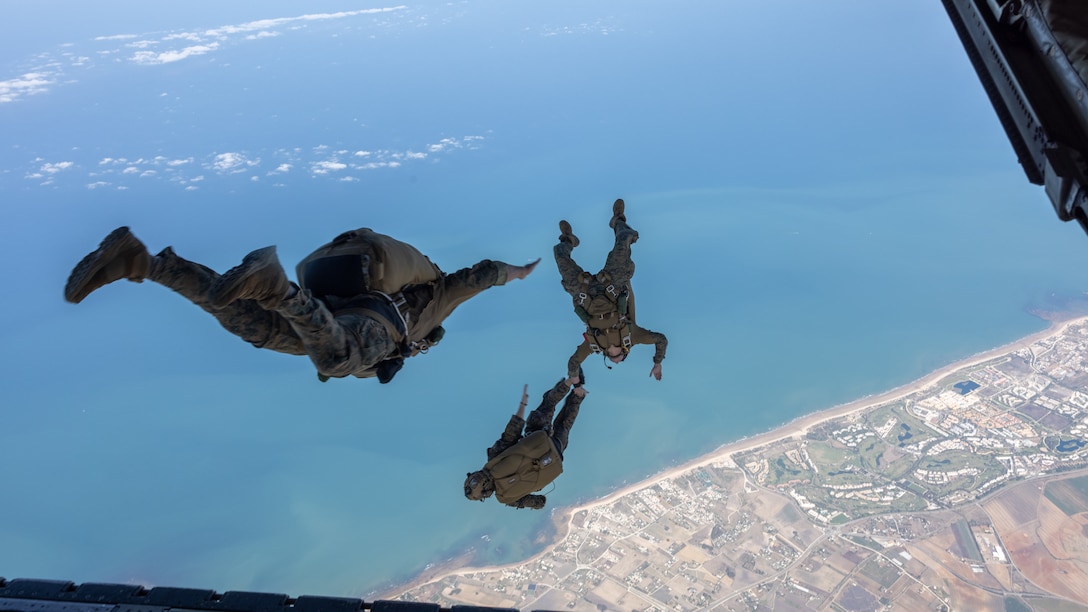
[2,0,1087,598]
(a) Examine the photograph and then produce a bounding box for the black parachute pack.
[296,228,444,384]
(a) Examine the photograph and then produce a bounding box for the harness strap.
[584,320,634,355]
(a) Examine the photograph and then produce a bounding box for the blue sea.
[2,0,1087,599]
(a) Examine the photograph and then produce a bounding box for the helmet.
[464,470,494,501]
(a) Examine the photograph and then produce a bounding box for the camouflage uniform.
[553,219,668,376]
[149,247,510,379]
[485,377,585,508]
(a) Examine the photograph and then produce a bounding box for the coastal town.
[392,318,1088,611]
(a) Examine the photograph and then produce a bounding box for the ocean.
[2,0,1088,600]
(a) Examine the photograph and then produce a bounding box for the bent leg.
[553,241,587,296]
[526,378,573,433]
[275,290,397,378]
[151,247,305,355]
[551,392,584,454]
[601,220,638,288]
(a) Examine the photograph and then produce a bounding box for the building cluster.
[396,322,1088,611]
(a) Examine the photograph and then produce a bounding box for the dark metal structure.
[942,0,1088,235]
[0,578,554,612]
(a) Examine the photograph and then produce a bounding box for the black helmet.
[464,470,494,501]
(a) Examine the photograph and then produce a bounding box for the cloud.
[353,161,401,170]
[35,161,74,175]
[124,7,409,66]
[208,152,258,174]
[311,160,348,175]
[21,131,479,191]
[426,135,485,153]
[131,43,220,65]
[2,6,414,103]
[0,72,55,103]
[202,7,408,38]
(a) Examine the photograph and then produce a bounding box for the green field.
[951,519,983,563]
[1044,475,1088,517]
[910,451,1006,499]
[763,453,815,487]
[859,557,902,589]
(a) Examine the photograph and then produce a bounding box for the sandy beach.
[384,313,1088,598]
[574,314,1088,510]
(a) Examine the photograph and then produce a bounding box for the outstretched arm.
[567,339,594,378]
[632,324,667,381]
[507,258,541,281]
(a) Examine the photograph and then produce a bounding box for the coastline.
[382,312,1088,599]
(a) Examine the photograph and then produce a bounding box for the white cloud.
[40,161,74,174]
[0,72,55,103]
[185,185,199,191]
[163,32,204,43]
[208,152,258,173]
[353,151,371,157]
[340,176,359,182]
[202,7,408,39]
[87,181,110,189]
[95,34,138,41]
[245,31,281,40]
[125,40,160,49]
[131,43,220,65]
[269,164,292,174]
[312,160,348,175]
[122,166,139,174]
[352,161,401,170]
[166,158,193,167]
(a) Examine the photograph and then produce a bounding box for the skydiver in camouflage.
[555,199,668,380]
[64,226,539,383]
[464,370,587,510]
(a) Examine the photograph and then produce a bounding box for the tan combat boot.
[609,198,626,229]
[209,246,291,309]
[558,220,580,247]
[64,226,152,303]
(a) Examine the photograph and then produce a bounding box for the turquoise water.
[2,0,1088,600]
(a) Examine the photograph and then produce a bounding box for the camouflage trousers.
[525,377,585,455]
[149,248,396,377]
[553,219,638,299]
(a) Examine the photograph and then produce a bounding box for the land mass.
[388,316,1088,611]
